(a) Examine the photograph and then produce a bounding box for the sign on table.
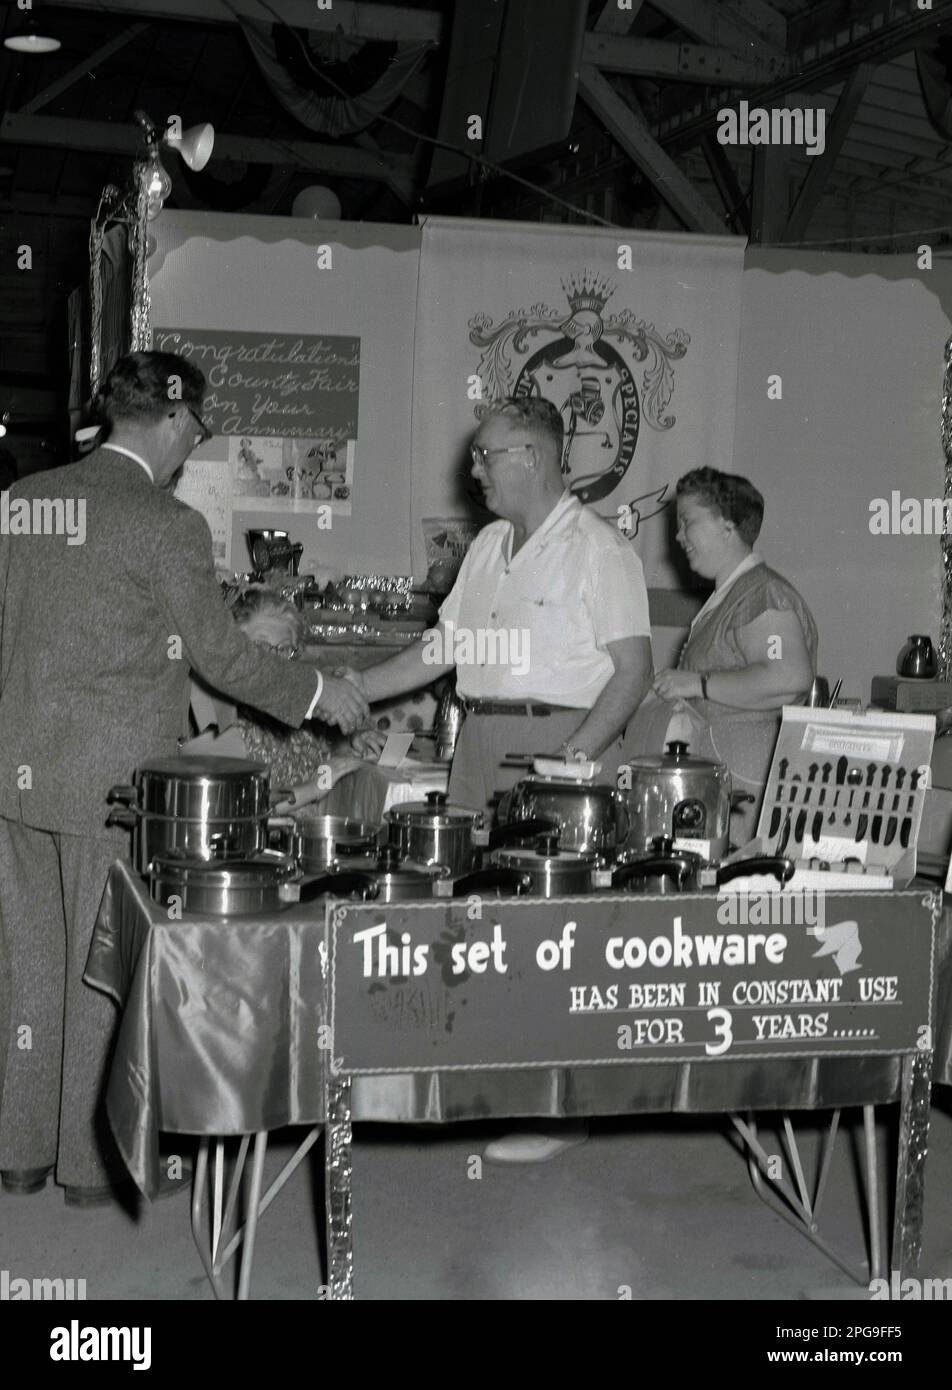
[328,892,936,1072]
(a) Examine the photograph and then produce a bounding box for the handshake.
[311,665,371,736]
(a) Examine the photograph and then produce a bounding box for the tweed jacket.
[0,449,319,838]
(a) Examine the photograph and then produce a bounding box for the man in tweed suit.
[0,351,367,1204]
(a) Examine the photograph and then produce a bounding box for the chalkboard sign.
[152,327,360,439]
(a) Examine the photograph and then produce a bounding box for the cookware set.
[112,744,794,916]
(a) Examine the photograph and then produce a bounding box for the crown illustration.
[562,270,614,315]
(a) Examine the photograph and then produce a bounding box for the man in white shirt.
[354,397,653,812]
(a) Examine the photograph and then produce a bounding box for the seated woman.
[622,467,818,844]
[184,586,387,819]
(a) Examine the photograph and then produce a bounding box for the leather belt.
[461,699,575,717]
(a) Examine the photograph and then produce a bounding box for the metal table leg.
[325,1075,354,1300]
[892,1051,932,1280]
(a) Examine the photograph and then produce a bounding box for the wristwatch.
[561,742,590,762]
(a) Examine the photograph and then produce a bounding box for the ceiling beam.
[781,62,876,244]
[658,2,949,150]
[749,142,788,243]
[0,112,416,192]
[700,133,750,235]
[583,33,782,85]
[645,0,786,57]
[578,64,726,234]
[594,0,644,34]
[20,23,151,114]
[40,0,442,44]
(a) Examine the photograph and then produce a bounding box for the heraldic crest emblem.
[468,272,689,508]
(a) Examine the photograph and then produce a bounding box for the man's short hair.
[485,396,563,463]
[676,466,764,545]
[97,351,206,426]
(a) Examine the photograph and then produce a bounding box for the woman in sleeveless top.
[621,467,818,845]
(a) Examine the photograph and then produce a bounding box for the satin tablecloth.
[85,861,952,1198]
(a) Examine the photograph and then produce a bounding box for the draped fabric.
[85,861,952,1199]
[240,23,428,138]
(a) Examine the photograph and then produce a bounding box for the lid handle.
[537,834,561,856]
[425,791,448,809]
[665,741,690,760]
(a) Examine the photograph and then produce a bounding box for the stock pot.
[108,756,276,873]
[621,742,731,862]
[498,774,629,856]
[385,791,484,877]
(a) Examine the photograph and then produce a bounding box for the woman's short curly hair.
[230,586,308,647]
[676,467,764,545]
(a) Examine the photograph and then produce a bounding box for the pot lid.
[139,756,269,781]
[624,740,725,775]
[386,790,483,830]
[150,849,296,887]
[493,834,599,871]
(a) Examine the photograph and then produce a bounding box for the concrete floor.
[2,1098,951,1301]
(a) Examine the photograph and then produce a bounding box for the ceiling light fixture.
[4,19,61,54]
[133,109,215,219]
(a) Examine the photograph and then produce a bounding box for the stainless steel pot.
[149,848,383,917]
[329,844,451,901]
[385,791,484,877]
[447,833,600,898]
[498,774,630,856]
[108,756,276,874]
[286,813,381,871]
[149,848,299,916]
[611,837,703,894]
[620,741,731,862]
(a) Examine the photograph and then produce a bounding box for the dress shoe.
[1,1166,54,1195]
[483,1123,590,1165]
[64,1157,192,1208]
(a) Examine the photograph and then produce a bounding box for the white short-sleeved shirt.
[438,491,650,708]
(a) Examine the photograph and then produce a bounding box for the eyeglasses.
[469,442,531,469]
[185,404,213,446]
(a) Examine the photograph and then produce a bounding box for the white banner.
[410,216,746,587]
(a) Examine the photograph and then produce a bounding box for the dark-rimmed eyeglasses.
[469,442,531,469]
[185,404,213,446]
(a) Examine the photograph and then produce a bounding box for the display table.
[85,865,949,1297]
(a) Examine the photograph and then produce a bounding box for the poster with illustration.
[227,436,355,515]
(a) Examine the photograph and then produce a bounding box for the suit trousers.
[0,818,123,1187]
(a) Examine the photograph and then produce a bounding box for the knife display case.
[736,706,936,889]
